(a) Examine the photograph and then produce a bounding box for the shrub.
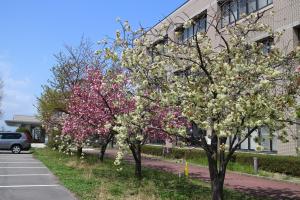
[142,145,300,177]
[46,130,62,149]
[235,153,300,177]
[16,127,30,133]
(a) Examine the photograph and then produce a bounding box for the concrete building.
[5,115,46,143]
[150,0,300,155]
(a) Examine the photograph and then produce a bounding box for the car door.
[0,133,4,149]
[0,133,11,149]
[3,133,21,149]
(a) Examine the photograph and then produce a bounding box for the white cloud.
[0,58,36,130]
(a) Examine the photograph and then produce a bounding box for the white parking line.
[0,162,41,163]
[0,158,34,159]
[0,157,33,158]
[0,167,47,169]
[0,174,51,177]
[0,185,59,188]
[0,159,36,160]
[0,156,33,158]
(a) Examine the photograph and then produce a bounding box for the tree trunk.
[99,143,107,162]
[129,143,142,179]
[99,132,115,162]
[206,153,227,200]
[211,177,224,200]
[135,144,142,179]
[206,134,226,200]
[77,146,83,158]
[111,136,114,148]
[135,158,142,178]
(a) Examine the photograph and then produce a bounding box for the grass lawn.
[33,148,267,200]
[185,156,255,174]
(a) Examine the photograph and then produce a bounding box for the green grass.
[33,148,267,200]
[185,157,254,175]
[185,156,300,180]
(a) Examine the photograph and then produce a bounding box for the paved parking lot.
[0,152,76,200]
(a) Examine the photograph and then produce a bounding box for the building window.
[194,15,207,34]
[174,25,184,41]
[149,35,168,59]
[248,0,257,13]
[230,0,238,23]
[293,26,300,46]
[221,0,273,27]
[297,28,300,45]
[180,14,207,42]
[182,25,194,41]
[258,37,273,54]
[222,3,230,27]
[239,0,247,16]
[258,0,273,9]
[258,0,268,9]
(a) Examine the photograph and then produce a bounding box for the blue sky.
[0,0,185,130]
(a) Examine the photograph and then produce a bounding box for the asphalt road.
[0,151,76,200]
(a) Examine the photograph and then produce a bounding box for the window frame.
[2,133,22,140]
[257,37,274,54]
[229,0,239,24]
[180,13,207,42]
[220,0,273,28]
[297,27,300,45]
[247,0,258,13]
[194,15,207,34]
[182,25,194,42]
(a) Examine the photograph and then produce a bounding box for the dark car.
[0,132,32,154]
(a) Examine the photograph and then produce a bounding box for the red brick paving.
[87,149,300,200]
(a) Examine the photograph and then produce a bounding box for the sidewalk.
[85,148,300,200]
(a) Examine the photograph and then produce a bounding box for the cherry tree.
[63,67,134,161]
[114,14,300,199]
[113,94,187,178]
[105,26,188,178]
[38,38,104,152]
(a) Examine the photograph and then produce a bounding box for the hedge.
[142,145,300,177]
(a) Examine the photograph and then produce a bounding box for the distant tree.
[37,38,102,153]
[16,127,30,133]
[16,127,32,142]
[37,86,67,136]
[49,37,101,95]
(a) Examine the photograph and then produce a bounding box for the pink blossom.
[63,67,134,142]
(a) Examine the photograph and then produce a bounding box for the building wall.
[277,122,300,155]
[152,0,300,155]
[152,0,300,47]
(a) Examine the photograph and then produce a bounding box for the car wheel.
[11,145,21,154]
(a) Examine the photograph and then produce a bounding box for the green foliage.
[142,145,300,177]
[235,153,300,177]
[46,129,62,149]
[37,86,67,123]
[36,86,67,143]
[16,127,30,133]
[142,145,207,159]
[33,148,264,200]
[296,106,300,118]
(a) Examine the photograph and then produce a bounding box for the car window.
[2,133,22,139]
